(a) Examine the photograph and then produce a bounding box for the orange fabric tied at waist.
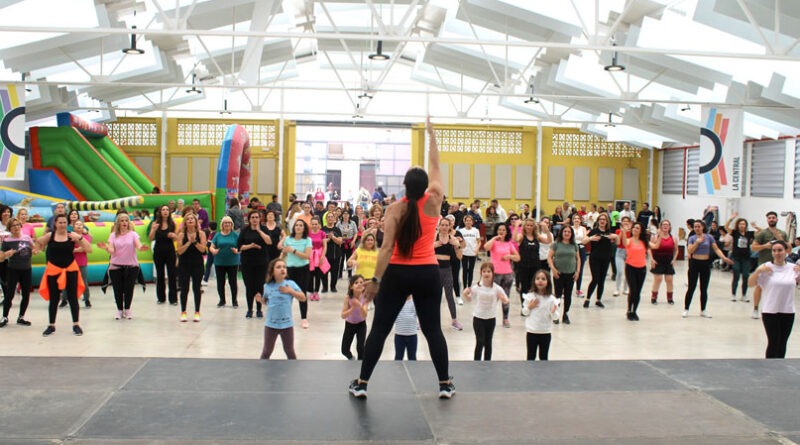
[39,261,86,301]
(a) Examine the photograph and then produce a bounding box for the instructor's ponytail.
[396,167,428,257]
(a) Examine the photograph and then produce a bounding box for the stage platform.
[1,357,798,444]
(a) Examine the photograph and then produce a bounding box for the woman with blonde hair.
[176,212,207,322]
[98,211,149,320]
[209,216,239,307]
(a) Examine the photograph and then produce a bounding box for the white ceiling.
[2,0,800,148]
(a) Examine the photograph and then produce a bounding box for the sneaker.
[451,320,463,331]
[201,281,208,287]
[194,312,201,322]
[651,298,657,305]
[217,301,225,308]
[73,325,83,336]
[457,297,464,306]
[321,288,328,294]
[631,313,640,321]
[595,301,605,309]
[115,311,122,320]
[232,302,239,308]
[681,310,689,318]
[668,299,675,305]
[84,300,92,308]
[245,311,253,319]
[610,275,616,281]
[349,379,368,398]
[0,317,8,328]
[256,310,264,318]
[438,379,456,399]
[170,301,178,306]
[731,295,737,302]
[576,290,584,297]
[700,310,712,318]
[59,299,68,308]
[42,326,56,336]
[157,300,166,305]
[623,290,629,296]
[301,319,309,329]
[16,318,31,326]
[331,287,338,293]
[626,312,633,321]
[562,314,571,325]
[583,300,590,308]
[180,312,188,322]
[553,319,560,325]
[751,309,760,319]
[613,290,620,296]
[503,319,511,328]
[125,309,132,320]
[741,296,750,303]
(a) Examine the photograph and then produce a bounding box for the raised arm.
[425,117,443,202]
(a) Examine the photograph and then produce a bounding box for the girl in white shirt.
[521,269,560,360]
[463,262,509,361]
[458,215,481,289]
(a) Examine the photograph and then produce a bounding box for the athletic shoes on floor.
[681,310,689,318]
[438,379,456,399]
[114,311,122,320]
[595,301,605,308]
[583,300,590,308]
[700,310,712,318]
[16,318,31,326]
[73,325,83,336]
[451,320,463,331]
[0,317,7,328]
[124,309,132,320]
[194,312,201,322]
[42,326,55,336]
[751,309,760,319]
[457,297,464,306]
[349,379,368,398]
[180,312,188,322]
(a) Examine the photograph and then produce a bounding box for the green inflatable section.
[88,136,153,194]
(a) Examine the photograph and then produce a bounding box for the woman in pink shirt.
[72,220,93,308]
[16,208,36,238]
[98,211,148,320]
[483,223,520,328]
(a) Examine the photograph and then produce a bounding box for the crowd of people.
[0,175,797,373]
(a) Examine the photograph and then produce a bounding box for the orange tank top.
[390,193,439,266]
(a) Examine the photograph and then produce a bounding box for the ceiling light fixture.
[368,41,389,61]
[186,73,202,94]
[122,12,144,55]
[524,96,540,104]
[358,92,373,100]
[604,113,616,127]
[681,104,691,111]
[604,43,625,72]
[219,99,232,115]
[21,72,31,92]
[352,104,364,119]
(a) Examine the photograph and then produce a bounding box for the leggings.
[439,267,457,319]
[731,257,750,297]
[494,273,514,320]
[517,265,538,306]
[178,261,203,313]
[47,272,79,324]
[576,246,587,291]
[311,268,325,292]
[625,265,646,314]
[461,255,477,289]
[153,249,177,303]
[450,260,461,297]
[526,332,551,360]
[203,252,214,281]
[325,252,340,291]
[685,258,712,311]
[586,255,611,302]
[615,248,628,293]
[394,334,418,360]
[3,268,31,319]
[340,245,354,279]
[78,266,91,302]
[341,320,367,360]
[473,317,496,361]
[762,313,794,359]
[215,265,238,305]
[609,243,617,276]
[109,266,139,311]
[240,262,265,312]
[287,266,309,319]
[260,326,296,359]
[359,265,449,382]
[553,272,575,315]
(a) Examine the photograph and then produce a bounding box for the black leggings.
[553,272,575,315]
[473,317,496,360]
[153,248,177,304]
[517,265,537,305]
[586,256,611,302]
[685,258,712,311]
[240,262,265,312]
[325,253,340,291]
[341,320,367,359]
[526,333,551,360]
[340,245,354,279]
[450,260,461,297]
[47,272,79,324]
[215,265,238,305]
[625,265,646,314]
[178,261,203,313]
[311,268,325,292]
[762,313,794,359]
[359,265,449,382]
[439,267,457,319]
[3,268,31,319]
[461,255,477,289]
[109,266,139,311]
[394,335,417,360]
[287,266,309,319]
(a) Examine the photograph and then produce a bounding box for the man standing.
[491,199,508,223]
[637,202,654,228]
[619,202,635,222]
[45,202,67,233]
[467,202,483,229]
[192,199,210,231]
[750,211,789,319]
[266,194,282,215]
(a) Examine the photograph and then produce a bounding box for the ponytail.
[396,196,421,257]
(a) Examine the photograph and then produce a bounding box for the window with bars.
[750,140,785,198]
[686,148,699,195]
[552,132,642,158]
[661,149,684,195]
[794,140,800,198]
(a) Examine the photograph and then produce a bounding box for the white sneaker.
[681,310,689,318]
[741,296,750,303]
[457,297,464,306]
[751,309,760,319]
[201,281,208,287]
[731,295,737,302]
[700,310,712,318]
[613,290,620,296]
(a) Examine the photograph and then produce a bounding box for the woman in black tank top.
[36,213,91,336]
[176,212,207,322]
[149,205,178,305]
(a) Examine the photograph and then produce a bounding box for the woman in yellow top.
[347,232,378,280]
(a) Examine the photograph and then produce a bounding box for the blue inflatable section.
[28,169,77,201]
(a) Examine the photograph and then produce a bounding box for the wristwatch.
[372,276,381,285]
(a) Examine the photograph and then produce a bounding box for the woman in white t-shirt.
[538,218,553,271]
[521,269,559,360]
[748,240,799,359]
[458,215,481,288]
[463,262,509,361]
[571,214,588,297]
